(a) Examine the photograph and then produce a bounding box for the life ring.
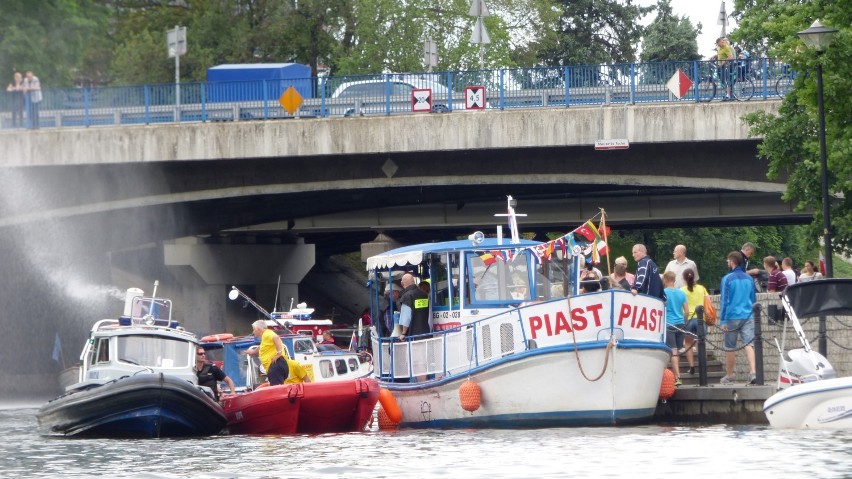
[378,388,402,423]
[201,333,234,343]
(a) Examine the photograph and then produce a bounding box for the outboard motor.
[777,348,836,388]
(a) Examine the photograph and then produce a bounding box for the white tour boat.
[367,197,670,428]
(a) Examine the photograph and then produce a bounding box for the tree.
[539,0,654,66]
[640,0,701,63]
[0,0,112,87]
[738,1,852,257]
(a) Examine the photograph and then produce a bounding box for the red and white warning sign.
[666,68,694,99]
[464,85,486,110]
[412,89,432,112]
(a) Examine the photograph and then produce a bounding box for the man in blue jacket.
[630,244,666,301]
[720,251,757,385]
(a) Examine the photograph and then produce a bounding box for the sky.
[637,0,739,57]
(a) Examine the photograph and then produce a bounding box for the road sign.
[594,139,630,151]
[412,89,432,112]
[666,68,694,99]
[469,17,491,45]
[279,86,304,115]
[166,26,187,58]
[465,86,486,110]
[424,39,438,71]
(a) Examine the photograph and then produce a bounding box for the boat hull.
[37,373,226,438]
[384,343,669,428]
[224,378,380,435]
[763,377,852,429]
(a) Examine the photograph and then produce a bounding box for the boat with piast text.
[367,196,670,428]
[36,283,226,438]
[200,287,378,435]
[763,278,852,429]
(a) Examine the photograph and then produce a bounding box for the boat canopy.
[366,238,541,271]
[783,279,852,319]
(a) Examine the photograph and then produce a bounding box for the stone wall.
[703,292,852,380]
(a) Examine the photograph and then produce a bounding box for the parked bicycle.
[774,64,797,98]
[695,60,755,102]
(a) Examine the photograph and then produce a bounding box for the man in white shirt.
[781,257,797,286]
[664,244,699,289]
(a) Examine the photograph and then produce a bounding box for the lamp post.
[797,20,838,279]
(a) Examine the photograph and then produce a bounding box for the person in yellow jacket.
[248,320,311,385]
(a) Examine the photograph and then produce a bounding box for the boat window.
[319,360,335,378]
[335,359,348,375]
[294,339,314,354]
[431,252,460,309]
[130,297,172,321]
[348,358,358,372]
[535,254,571,300]
[467,250,533,305]
[116,335,191,368]
[95,338,110,364]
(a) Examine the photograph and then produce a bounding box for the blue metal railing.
[1,59,793,130]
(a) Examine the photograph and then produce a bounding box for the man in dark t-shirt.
[196,347,236,401]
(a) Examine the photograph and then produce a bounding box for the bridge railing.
[1,58,792,130]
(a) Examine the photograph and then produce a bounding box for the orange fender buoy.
[659,368,676,401]
[459,379,481,412]
[377,406,398,431]
[378,388,402,423]
[201,333,234,343]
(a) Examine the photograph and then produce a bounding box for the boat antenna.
[494,195,526,244]
[272,275,282,313]
[144,280,160,323]
[228,286,273,320]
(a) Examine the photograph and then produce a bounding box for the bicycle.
[774,64,798,98]
[695,61,755,102]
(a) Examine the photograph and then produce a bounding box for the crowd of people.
[6,70,41,129]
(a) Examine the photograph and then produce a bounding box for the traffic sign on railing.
[465,86,486,110]
[412,89,432,112]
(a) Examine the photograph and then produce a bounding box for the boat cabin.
[74,294,199,391]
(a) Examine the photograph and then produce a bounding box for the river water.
[3,403,851,479]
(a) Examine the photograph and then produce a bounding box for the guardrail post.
[753,303,764,385]
[564,66,571,107]
[696,305,708,386]
[499,68,505,110]
[201,82,207,122]
[447,71,454,111]
[385,74,391,116]
[692,61,699,103]
[144,85,150,125]
[83,88,90,127]
[629,63,636,104]
[262,79,269,120]
[320,76,327,118]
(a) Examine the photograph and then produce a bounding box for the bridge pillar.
[163,237,316,334]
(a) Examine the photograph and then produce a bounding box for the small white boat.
[763,279,852,429]
[366,197,670,428]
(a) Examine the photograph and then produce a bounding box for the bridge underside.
[1,140,803,257]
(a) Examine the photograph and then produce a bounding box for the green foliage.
[539,0,654,66]
[738,1,852,258]
[640,0,701,63]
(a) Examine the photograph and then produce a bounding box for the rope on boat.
[565,294,614,382]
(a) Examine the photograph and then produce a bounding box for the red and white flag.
[819,251,826,276]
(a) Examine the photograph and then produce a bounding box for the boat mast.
[494,195,526,244]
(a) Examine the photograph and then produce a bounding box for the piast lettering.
[617,304,663,332]
[528,304,604,339]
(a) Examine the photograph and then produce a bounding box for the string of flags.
[477,215,610,265]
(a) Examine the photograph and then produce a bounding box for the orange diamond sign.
[279,86,304,115]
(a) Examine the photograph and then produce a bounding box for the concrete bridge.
[0,99,801,387]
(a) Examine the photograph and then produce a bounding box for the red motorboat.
[223,377,380,435]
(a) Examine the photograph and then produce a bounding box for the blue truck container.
[206,63,314,102]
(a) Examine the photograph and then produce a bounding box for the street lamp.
[797,20,838,278]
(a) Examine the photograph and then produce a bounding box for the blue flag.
[52,333,62,362]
